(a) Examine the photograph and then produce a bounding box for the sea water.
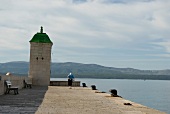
[51,78,170,113]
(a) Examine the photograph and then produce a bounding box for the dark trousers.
[68,79,73,86]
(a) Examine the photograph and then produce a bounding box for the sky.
[0,0,170,70]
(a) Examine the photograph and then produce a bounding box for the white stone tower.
[29,27,53,86]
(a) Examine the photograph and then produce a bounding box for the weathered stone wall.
[0,75,29,95]
[50,81,80,86]
[29,42,52,86]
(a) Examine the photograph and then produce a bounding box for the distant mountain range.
[0,61,170,80]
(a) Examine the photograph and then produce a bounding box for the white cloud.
[154,41,170,53]
[0,0,170,69]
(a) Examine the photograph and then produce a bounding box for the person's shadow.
[0,86,48,114]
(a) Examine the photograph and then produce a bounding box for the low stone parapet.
[50,81,80,86]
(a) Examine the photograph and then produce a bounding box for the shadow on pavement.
[0,86,48,114]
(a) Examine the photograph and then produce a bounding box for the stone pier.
[0,86,166,114]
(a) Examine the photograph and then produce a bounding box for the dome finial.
[40,26,43,33]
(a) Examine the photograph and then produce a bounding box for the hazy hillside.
[0,61,170,80]
[0,61,29,75]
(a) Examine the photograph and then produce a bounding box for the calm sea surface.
[51,78,170,114]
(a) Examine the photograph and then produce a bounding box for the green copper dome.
[30,27,53,43]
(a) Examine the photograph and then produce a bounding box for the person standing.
[67,72,75,89]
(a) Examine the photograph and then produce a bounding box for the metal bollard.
[82,83,87,87]
[91,85,97,90]
[109,89,118,97]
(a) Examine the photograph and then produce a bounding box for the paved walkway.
[0,86,166,114]
[0,86,48,114]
